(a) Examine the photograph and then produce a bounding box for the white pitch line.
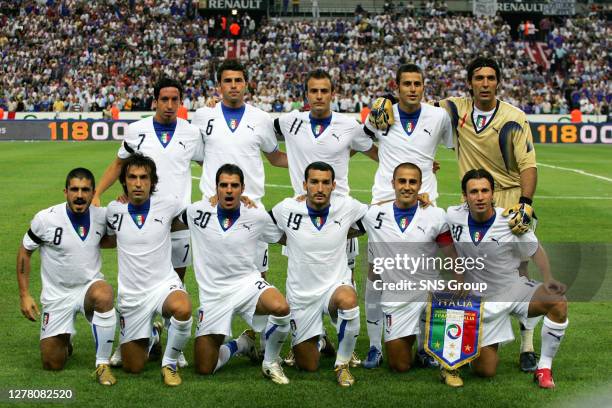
[191,178,612,200]
[538,162,612,183]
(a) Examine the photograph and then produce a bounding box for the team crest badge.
[406,120,414,133]
[399,216,409,232]
[130,212,146,229]
[229,118,238,130]
[221,217,233,231]
[314,124,323,136]
[309,214,327,230]
[472,231,482,244]
[157,131,173,147]
[476,115,487,129]
[385,314,392,329]
[77,225,87,240]
[425,291,483,370]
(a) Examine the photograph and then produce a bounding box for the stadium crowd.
[0,0,609,115]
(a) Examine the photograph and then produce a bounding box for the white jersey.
[364,103,453,203]
[274,110,373,196]
[446,205,538,296]
[118,117,202,206]
[107,195,183,303]
[362,201,451,302]
[192,103,278,203]
[271,195,368,306]
[22,204,107,304]
[183,200,282,300]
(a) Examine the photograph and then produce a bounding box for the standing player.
[180,164,291,384]
[106,155,192,386]
[271,162,368,387]
[192,59,287,276]
[17,168,117,385]
[274,69,377,366]
[362,163,456,373]
[94,77,201,368]
[437,57,540,371]
[361,64,453,368]
[444,169,567,388]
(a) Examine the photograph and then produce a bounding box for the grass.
[0,141,611,407]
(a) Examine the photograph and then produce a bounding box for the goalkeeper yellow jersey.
[438,96,537,190]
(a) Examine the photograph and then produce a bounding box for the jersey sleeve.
[270,201,287,233]
[260,210,284,243]
[349,121,374,152]
[439,110,454,148]
[513,116,537,172]
[259,112,279,154]
[349,197,369,224]
[117,124,142,159]
[360,118,380,140]
[105,202,119,236]
[22,212,46,250]
[191,108,207,129]
[515,230,539,260]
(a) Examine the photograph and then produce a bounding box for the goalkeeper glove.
[502,201,535,235]
[368,97,395,130]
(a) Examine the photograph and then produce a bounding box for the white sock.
[417,313,427,353]
[537,317,568,370]
[91,309,117,366]
[335,306,360,366]
[147,323,161,355]
[365,279,383,350]
[215,340,239,373]
[161,316,192,368]
[263,314,290,363]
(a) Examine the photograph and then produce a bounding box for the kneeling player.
[271,162,367,387]
[107,154,192,386]
[445,169,568,388]
[362,163,456,372]
[17,168,117,385]
[179,164,291,384]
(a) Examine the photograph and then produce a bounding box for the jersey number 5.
[374,212,385,229]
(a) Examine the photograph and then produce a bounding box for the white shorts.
[171,230,192,269]
[40,279,102,340]
[481,277,541,347]
[289,280,353,346]
[118,277,185,344]
[195,274,273,338]
[382,301,426,342]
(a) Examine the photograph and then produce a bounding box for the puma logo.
[178,141,186,149]
[242,223,253,231]
[334,220,342,227]
[247,125,254,131]
[366,320,380,325]
[491,237,499,245]
[154,218,163,224]
[96,231,102,236]
[332,133,340,141]
[492,126,499,134]
[547,331,562,341]
[423,129,432,136]
[417,226,426,234]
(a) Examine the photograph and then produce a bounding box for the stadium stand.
[0,0,609,115]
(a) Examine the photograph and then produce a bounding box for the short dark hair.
[65,168,95,189]
[304,69,334,93]
[119,154,158,196]
[466,57,501,83]
[304,161,335,182]
[154,77,183,100]
[461,169,495,193]
[396,64,424,85]
[392,162,422,182]
[215,163,245,185]
[217,59,248,83]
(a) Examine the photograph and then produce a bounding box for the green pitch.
[1,142,611,407]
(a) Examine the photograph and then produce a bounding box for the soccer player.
[17,168,117,386]
[271,161,368,387]
[94,77,200,368]
[273,69,377,366]
[444,169,567,388]
[437,57,540,371]
[362,163,456,373]
[106,154,192,386]
[94,77,201,283]
[191,59,287,276]
[361,64,453,368]
[179,164,291,384]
